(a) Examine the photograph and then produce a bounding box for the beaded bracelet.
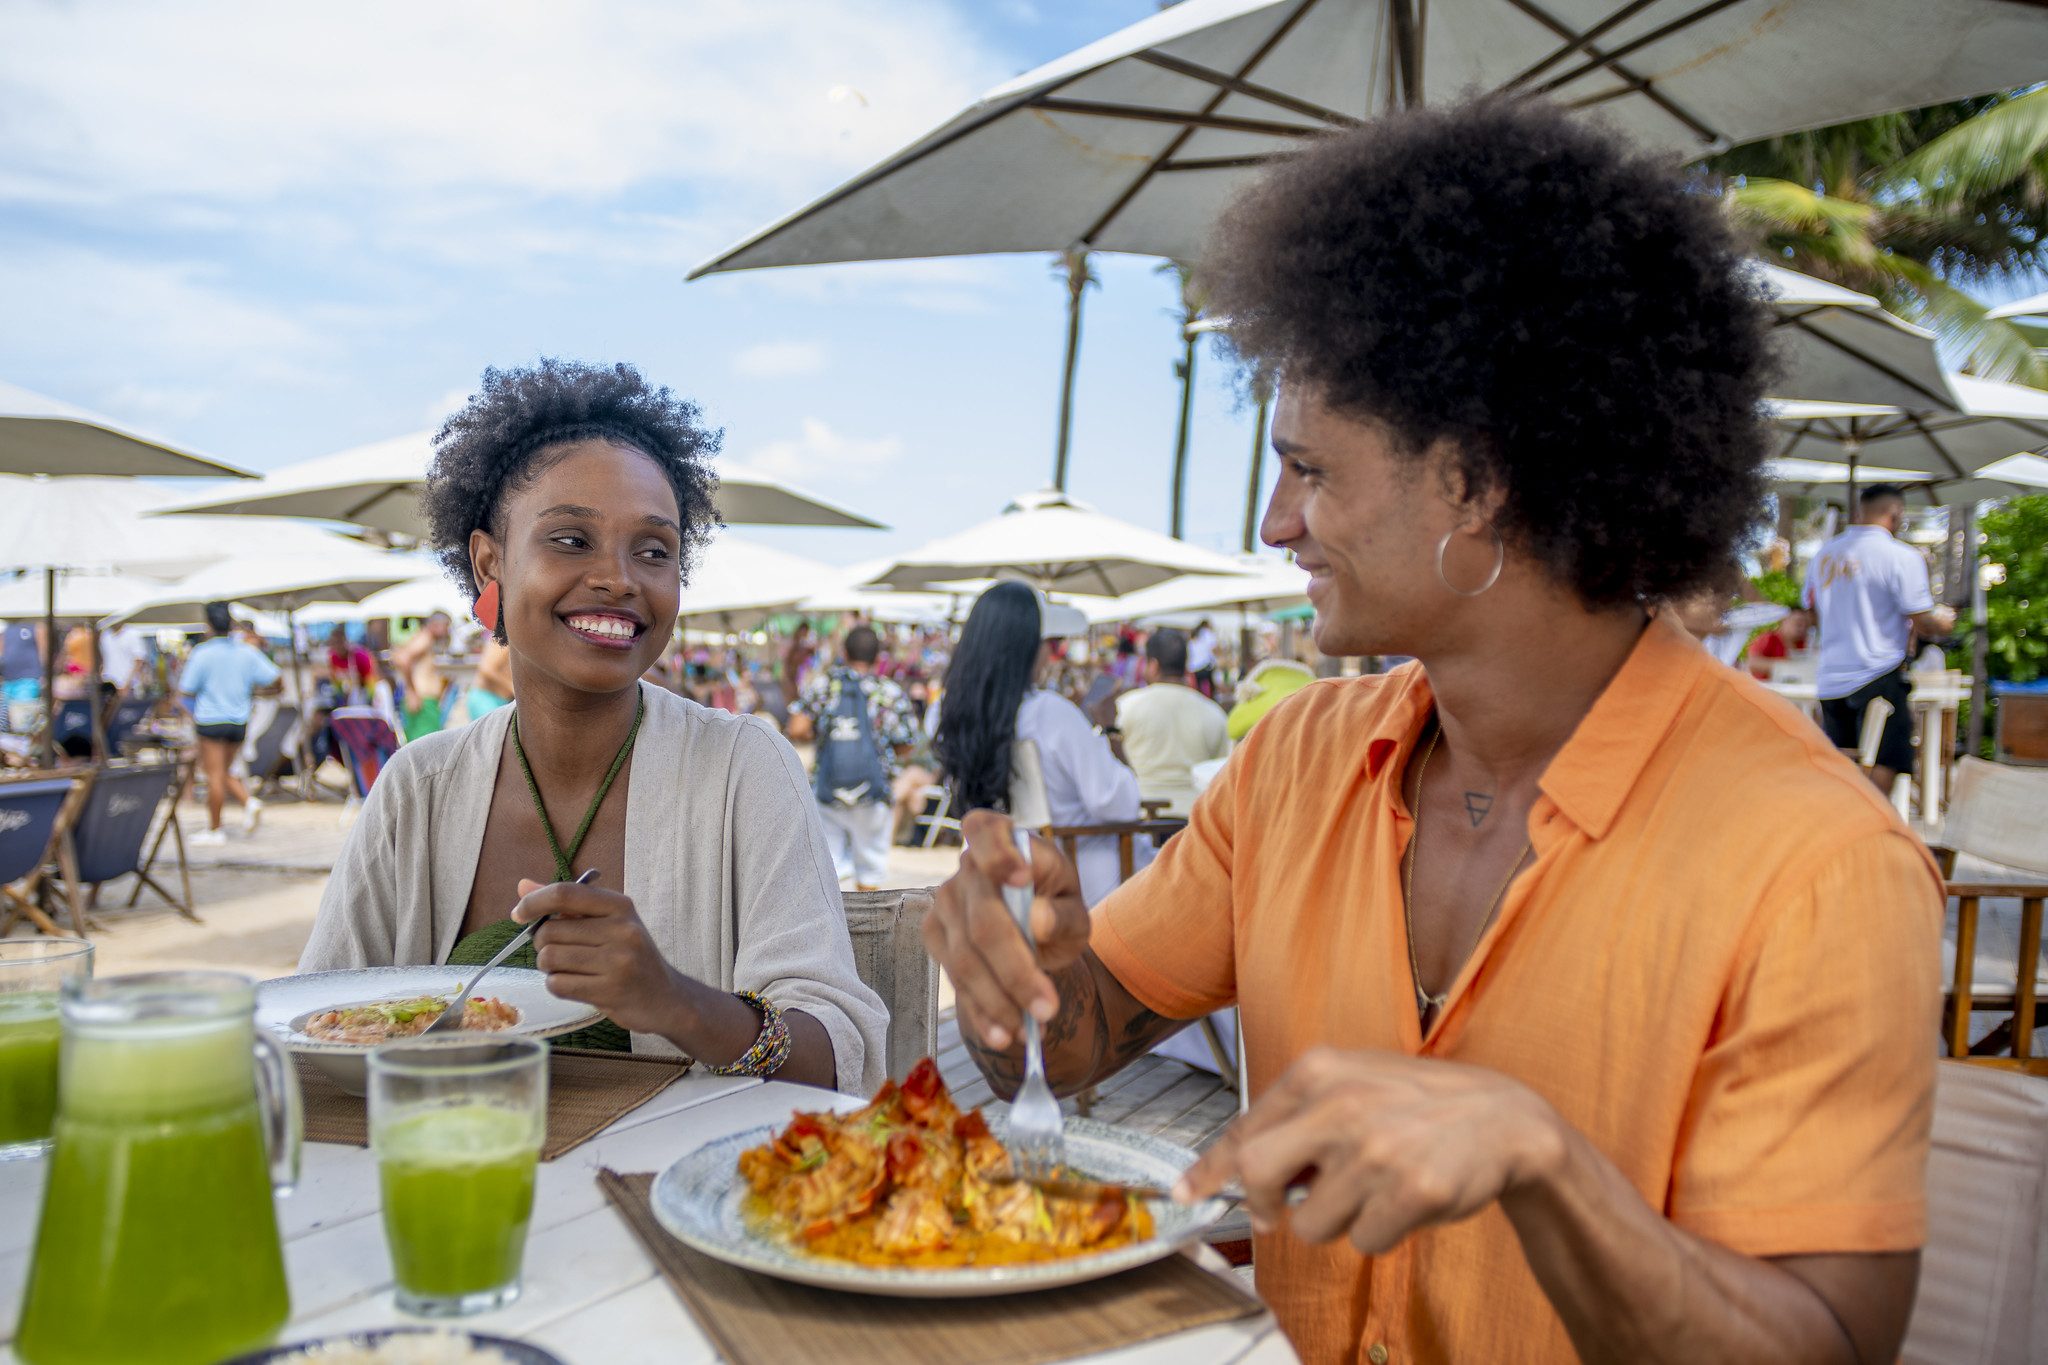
[709,990,792,1077]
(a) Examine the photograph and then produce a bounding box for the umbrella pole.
[1965,505,1989,757]
[41,568,56,768]
[1389,0,1425,108]
[88,626,106,762]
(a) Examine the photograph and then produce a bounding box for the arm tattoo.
[963,954,1170,1099]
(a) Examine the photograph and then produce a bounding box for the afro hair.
[1201,96,1776,607]
[423,358,723,610]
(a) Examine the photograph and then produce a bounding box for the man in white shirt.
[1802,484,1956,792]
[1186,619,1219,697]
[1110,628,1229,817]
[98,624,149,695]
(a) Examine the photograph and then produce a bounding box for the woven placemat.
[296,1049,691,1161]
[597,1170,1262,1365]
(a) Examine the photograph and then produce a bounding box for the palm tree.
[1050,247,1098,493]
[1159,262,1207,539]
[1703,87,2048,385]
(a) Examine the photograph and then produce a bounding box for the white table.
[1761,676,1970,821]
[0,1075,1288,1365]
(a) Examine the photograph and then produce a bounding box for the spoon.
[422,868,599,1036]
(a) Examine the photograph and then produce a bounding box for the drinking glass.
[0,938,94,1160]
[14,971,299,1365]
[369,1036,547,1317]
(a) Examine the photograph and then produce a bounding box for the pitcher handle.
[252,1028,303,1195]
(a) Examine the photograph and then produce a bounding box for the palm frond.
[1879,257,2048,385]
[1892,87,2048,204]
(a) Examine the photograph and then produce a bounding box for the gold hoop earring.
[1436,525,1504,598]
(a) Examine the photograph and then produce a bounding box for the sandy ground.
[5,793,963,993]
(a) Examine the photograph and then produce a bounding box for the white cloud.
[732,341,828,379]
[0,2,1002,210]
[738,420,903,484]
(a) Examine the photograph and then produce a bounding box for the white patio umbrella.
[1084,556,1309,623]
[1770,374,2048,497]
[1753,264,1953,411]
[0,574,158,622]
[300,573,469,625]
[675,537,838,633]
[863,489,1247,598]
[693,0,2048,276]
[155,434,887,537]
[0,379,255,479]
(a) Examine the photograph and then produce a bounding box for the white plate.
[651,1114,1228,1297]
[255,966,603,1095]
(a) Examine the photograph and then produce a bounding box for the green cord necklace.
[510,691,645,883]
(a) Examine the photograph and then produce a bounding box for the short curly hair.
[1201,97,1774,606]
[423,359,723,610]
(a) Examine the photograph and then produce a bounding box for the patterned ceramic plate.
[650,1114,1229,1297]
[256,966,603,1094]
[223,1326,565,1363]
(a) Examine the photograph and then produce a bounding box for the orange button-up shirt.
[1093,616,1941,1365]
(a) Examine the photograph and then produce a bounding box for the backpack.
[811,668,891,808]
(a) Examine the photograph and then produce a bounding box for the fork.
[422,868,599,1036]
[1001,825,1065,1182]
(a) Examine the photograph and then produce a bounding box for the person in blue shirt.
[178,601,282,845]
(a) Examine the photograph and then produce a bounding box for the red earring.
[474,581,500,632]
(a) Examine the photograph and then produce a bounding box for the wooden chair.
[1932,758,2048,1073]
[49,762,192,925]
[0,773,86,937]
[842,887,940,1083]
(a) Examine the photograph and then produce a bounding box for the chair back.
[52,700,92,750]
[103,696,153,752]
[0,778,72,884]
[842,887,939,1082]
[1945,758,2048,877]
[246,704,300,782]
[1007,739,1054,831]
[331,708,400,799]
[1902,1062,2048,1364]
[69,764,176,884]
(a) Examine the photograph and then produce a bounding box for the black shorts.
[196,722,247,744]
[1820,667,1914,773]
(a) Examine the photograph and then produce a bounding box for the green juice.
[13,1017,290,1365]
[378,1104,539,1302]
[0,993,61,1148]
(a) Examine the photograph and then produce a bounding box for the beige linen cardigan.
[298,683,887,1094]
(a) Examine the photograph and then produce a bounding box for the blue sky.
[0,0,1278,571]
[5,2,2040,577]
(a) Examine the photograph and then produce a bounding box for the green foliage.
[1975,494,2048,683]
[1748,570,1804,609]
[1705,89,2048,384]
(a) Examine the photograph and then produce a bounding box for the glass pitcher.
[13,972,300,1365]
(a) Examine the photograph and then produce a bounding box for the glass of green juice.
[368,1036,548,1317]
[0,938,94,1161]
[14,971,300,1365]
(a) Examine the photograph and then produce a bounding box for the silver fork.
[1001,825,1065,1181]
[422,868,599,1036]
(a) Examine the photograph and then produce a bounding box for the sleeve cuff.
[1091,913,1215,1021]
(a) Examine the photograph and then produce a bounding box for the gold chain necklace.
[1401,721,1532,1026]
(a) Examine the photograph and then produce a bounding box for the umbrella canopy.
[1769,374,2048,488]
[1767,455,2048,509]
[0,574,158,622]
[110,551,420,627]
[296,571,468,625]
[1753,264,1952,411]
[1084,557,1309,623]
[154,434,887,537]
[693,0,2048,275]
[1988,291,2048,323]
[0,475,354,578]
[676,537,838,631]
[0,380,255,479]
[862,489,1246,597]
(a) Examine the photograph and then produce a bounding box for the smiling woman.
[297,359,887,1093]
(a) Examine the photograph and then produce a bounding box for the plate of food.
[223,1326,564,1364]
[650,1058,1228,1297]
[256,967,603,1094]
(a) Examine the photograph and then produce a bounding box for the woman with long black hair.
[933,581,1145,906]
[299,359,885,1092]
